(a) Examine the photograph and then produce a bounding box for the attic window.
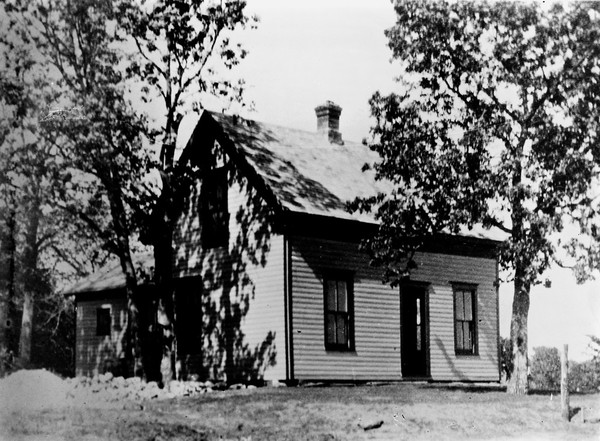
[201,167,229,248]
[96,307,111,336]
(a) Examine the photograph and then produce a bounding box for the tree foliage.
[1,0,255,381]
[2,0,156,376]
[119,0,255,164]
[351,1,600,394]
[118,0,256,384]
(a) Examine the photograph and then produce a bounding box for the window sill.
[325,346,356,353]
[455,352,479,357]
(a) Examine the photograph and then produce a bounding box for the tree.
[118,0,256,385]
[0,8,49,370]
[351,1,600,394]
[6,0,154,376]
[1,1,113,371]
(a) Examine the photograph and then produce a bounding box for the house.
[65,101,502,383]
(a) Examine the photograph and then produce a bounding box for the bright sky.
[233,0,399,143]
[180,0,599,361]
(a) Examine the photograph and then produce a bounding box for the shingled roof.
[64,103,504,295]
[62,254,153,295]
[206,108,504,242]
[209,110,389,224]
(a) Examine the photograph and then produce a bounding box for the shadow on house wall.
[168,134,278,384]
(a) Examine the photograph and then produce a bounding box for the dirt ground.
[1,381,599,441]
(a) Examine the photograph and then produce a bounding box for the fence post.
[561,344,569,422]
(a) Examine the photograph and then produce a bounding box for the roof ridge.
[205,109,363,146]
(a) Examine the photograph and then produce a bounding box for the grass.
[1,383,599,440]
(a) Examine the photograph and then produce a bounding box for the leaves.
[353,1,600,286]
[119,0,256,166]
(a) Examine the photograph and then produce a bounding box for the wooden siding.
[75,296,128,377]
[410,253,499,381]
[290,236,401,381]
[290,236,499,382]
[239,234,286,381]
[227,178,286,381]
[170,171,286,381]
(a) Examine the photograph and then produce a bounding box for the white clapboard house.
[65,102,502,383]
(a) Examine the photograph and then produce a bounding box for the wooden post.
[561,344,569,422]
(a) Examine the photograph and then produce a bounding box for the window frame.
[452,283,478,356]
[200,167,229,249]
[323,271,355,352]
[96,307,111,337]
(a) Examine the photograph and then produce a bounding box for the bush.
[569,360,600,393]
[529,346,560,391]
[569,336,600,393]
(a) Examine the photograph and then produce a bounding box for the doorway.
[400,283,429,378]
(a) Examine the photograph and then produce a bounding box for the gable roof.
[207,111,389,224]
[62,254,153,295]
[201,111,505,242]
[64,108,505,296]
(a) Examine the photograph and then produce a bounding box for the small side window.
[96,307,111,336]
[453,284,478,355]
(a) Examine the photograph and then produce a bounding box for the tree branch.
[485,216,513,235]
[57,202,118,254]
[132,33,166,79]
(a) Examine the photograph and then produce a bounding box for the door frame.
[399,281,431,379]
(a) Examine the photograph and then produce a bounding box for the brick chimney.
[315,101,343,145]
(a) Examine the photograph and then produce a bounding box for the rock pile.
[65,373,223,404]
[0,369,265,411]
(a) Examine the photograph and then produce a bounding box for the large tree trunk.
[120,255,142,377]
[153,100,179,387]
[153,112,179,386]
[0,205,17,377]
[17,292,34,367]
[148,166,177,386]
[506,138,531,395]
[507,263,531,394]
[18,195,41,368]
[0,206,17,375]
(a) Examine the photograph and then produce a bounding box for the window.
[453,284,477,355]
[201,167,229,248]
[96,307,111,336]
[324,274,354,351]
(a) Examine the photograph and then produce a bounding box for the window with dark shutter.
[453,284,478,355]
[324,274,354,351]
[200,167,228,248]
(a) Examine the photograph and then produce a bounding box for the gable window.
[96,307,111,336]
[324,274,354,351]
[201,167,228,248]
[453,284,478,355]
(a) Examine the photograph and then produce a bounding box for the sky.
[227,0,399,143]
[181,0,600,361]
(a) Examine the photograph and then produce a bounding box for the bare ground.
[1,382,599,440]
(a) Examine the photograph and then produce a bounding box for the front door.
[400,284,428,378]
